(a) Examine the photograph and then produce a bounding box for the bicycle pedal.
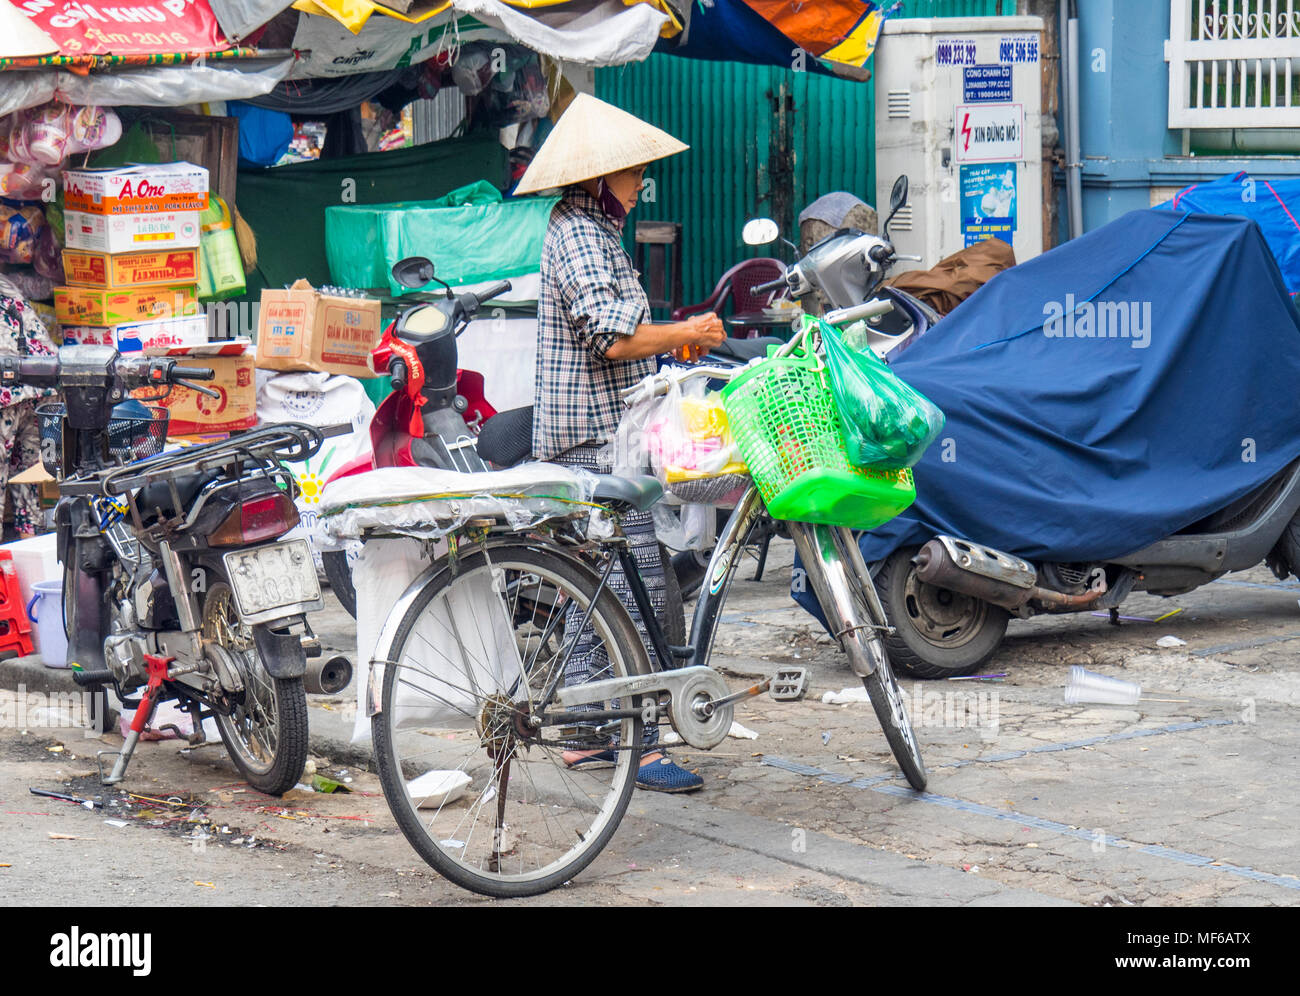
[769,667,809,701]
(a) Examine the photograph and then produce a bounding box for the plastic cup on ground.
[1063,665,1140,705]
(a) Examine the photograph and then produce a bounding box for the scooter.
[742,175,942,359]
[320,258,511,614]
[753,180,1300,679]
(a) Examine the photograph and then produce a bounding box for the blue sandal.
[635,755,704,793]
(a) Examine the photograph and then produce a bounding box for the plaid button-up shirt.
[532,187,654,460]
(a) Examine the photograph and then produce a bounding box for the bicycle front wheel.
[371,543,649,898]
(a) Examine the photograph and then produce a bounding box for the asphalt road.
[2,539,1297,906]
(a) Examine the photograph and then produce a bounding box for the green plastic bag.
[821,319,945,469]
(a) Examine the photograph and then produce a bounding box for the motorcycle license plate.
[223,541,322,621]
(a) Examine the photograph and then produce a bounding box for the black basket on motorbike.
[36,403,169,478]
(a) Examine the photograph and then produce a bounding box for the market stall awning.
[10,0,231,57]
[659,0,890,79]
[291,0,681,36]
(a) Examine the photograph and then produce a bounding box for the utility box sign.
[960,163,1017,247]
[997,34,1040,64]
[955,103,1024,162]
[963,65,1013,102]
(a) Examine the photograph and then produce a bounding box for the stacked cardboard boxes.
[57,163,208,354]
[59,163,258,435]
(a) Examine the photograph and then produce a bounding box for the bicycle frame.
[612,484,887,681]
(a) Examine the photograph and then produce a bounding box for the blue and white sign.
[963,64,1013,102]
[960,162,1018,248]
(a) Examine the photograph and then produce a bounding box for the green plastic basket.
[720,337,916,528]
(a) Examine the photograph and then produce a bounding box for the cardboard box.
[63,163,209,216]
[54,284,199,326]
[63,314,209,354]
[133,352,256,435]
[64,210,201,253]
[256,280,380,378]
[63,248,200,290]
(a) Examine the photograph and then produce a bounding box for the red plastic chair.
[671,258,787,335]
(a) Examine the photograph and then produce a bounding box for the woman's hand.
[605,312,728,362]
[672,312,726,362]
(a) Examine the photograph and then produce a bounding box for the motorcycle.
[4,345,332,794]
[742,175,941,359]
[758,187,1300,679]
[320,259,512,615]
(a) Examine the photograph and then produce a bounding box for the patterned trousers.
[0,401,42,537]
[551,443,665,748]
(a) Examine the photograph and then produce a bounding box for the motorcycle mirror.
[889,174,909,215]
[392,256,438,290]
[882,174,910,241]
[742,218,780,247]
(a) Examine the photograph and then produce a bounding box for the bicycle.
[323,302,926,897]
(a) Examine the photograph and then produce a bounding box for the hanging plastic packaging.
[197,195,245,301]
[0,203,46,265]
[822,319,946,470]
[614,373,749,505]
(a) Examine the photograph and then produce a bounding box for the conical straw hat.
[515,93,687,196]
[0,1,59,59]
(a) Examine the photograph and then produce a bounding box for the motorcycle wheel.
[203,574,308,796]
[322,550,358,620]
[874,546,1009,679]
[64,555,115,735]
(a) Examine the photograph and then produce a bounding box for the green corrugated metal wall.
[595,1,1005,309]
[596,57,875,310]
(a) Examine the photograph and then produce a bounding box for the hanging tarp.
[659,0,889,78]
[13,0,230,56]
[1155,172,1300,299]
[288,0,675,76]
[292,0,679,37]
[0,55,291,113]
[289,7,459,77]
[208,0,294,40]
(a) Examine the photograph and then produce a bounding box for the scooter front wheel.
[322,550,357,619]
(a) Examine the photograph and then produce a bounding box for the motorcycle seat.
[136,470,222,517]
[708,336,784,362]
[477,406,534,468]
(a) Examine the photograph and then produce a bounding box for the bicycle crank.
[550,665,734,750]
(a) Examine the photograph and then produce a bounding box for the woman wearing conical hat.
[517,94,724,793]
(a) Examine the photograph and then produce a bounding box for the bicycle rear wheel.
[371,543,649,898]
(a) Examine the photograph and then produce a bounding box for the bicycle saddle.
[591,475,663,512]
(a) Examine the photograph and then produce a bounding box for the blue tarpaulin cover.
[816,209,1300,585]
[1155,172,1300,299]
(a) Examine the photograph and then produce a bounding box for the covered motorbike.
[802,209,1300,677]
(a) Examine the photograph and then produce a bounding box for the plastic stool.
[0,550,35,657]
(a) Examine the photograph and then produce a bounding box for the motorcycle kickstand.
[98,654,173,786]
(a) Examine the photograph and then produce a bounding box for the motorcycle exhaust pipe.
[913,537,1106,610]
[304,655,353,695]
